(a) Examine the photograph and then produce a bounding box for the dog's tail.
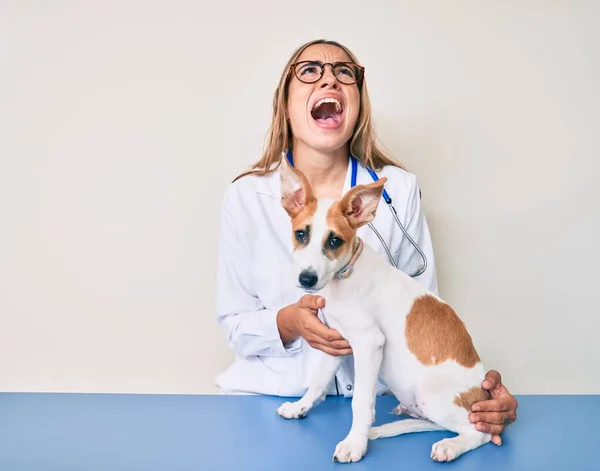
[368,419,445,439]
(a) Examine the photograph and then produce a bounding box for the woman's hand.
[277,295,352,356]
[470,370,518,445]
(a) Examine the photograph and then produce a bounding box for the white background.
[1,1,598,395]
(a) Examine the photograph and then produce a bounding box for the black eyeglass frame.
[290,60,365,86]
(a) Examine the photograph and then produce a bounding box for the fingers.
[295,296,351,355]
[302,314,345,341]
[482,370,502,390]
[472,421,505,435]
[304,320,344,344]
[298,294,325,310]
[491,434,502,446]
[311,337,351,350]
[469,410,517,426]
[306,333,351,353]
[472,398,512,413]
[311,342,353,356]
[302,322,352,355]
[326,339,352,350]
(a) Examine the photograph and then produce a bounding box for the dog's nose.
[298,270,318,289]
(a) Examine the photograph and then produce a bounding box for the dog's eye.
[295,230,307,242]
[329,237,344,249]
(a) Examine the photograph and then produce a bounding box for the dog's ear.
[279,153,316,218]
[340,177,387,229]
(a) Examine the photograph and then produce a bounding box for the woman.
[215,39,517,445]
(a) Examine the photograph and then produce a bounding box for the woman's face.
[286,44,361,156]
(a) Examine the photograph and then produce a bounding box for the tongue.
[316,116,338,125]
[312,103,341,124]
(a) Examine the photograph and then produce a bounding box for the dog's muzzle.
[298,270,318,289]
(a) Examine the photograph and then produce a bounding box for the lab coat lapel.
[340,155,354,197]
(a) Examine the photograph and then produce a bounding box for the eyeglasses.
[291,61,364,85]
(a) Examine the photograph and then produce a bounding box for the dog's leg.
[276,354,343,419]
[416,384,492,462]
[430,430,491,462]
[333,329,384,463]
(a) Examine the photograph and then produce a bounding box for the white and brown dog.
[275,156,492,463]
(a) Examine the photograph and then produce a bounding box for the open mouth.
[311,97,344,127]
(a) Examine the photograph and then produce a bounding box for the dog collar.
[335,238,364,280]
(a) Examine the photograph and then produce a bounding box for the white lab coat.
[214,158,439,397]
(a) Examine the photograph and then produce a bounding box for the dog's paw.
[333,435,368,463]
[430,438,460,462]
[276,401,308,419]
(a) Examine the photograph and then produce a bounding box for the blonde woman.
[215,39,517,444]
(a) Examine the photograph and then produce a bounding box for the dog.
[275,155,492,463]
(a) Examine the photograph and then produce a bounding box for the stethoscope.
[285,150,428,278]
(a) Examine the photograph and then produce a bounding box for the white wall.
[0,1,598,395]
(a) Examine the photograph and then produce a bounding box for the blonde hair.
[233,39,404,182]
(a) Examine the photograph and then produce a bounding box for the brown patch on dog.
[454,387,491,412]
[405,294,481,368]
[324,201,356,260]
[290,201,317,250]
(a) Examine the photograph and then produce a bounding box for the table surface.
[0,392,597,471]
